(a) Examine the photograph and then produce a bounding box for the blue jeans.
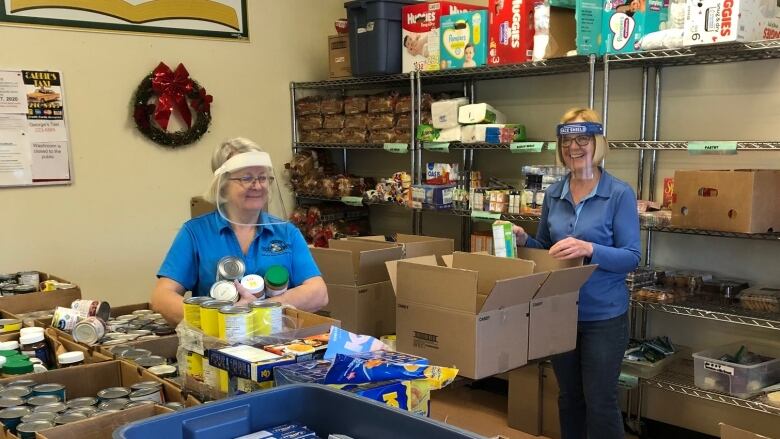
[551,312,629,439]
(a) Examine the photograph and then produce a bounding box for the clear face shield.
[209,151,289,227]
[556,122,604,181]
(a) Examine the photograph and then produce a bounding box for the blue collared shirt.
[157,211,321,297]
[525,169,641,321]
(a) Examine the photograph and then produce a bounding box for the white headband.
[214,151,273,176]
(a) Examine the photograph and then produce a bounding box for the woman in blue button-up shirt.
[515,108,641,439]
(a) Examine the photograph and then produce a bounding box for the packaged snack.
[321,96,345,115]
[367,92,398,114]
[425,163,459,184]
[297,115,323,131]
[295,96,321,115]
[323,353,458,388]
[323,114,345,130]
[263,333,329,363]
[344,113,368,129]
[324,326,387,360]
[367,113,396,130]
[344,95,367,114]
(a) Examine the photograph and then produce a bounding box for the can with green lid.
[264,265,289,298]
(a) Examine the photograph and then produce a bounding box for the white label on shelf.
[704,361,735,376]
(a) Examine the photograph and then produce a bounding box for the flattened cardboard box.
[351,233,454,265]
[311,239,403,337]
[0,272,81,315]
[387,249,595,379]
[672,170,780,233]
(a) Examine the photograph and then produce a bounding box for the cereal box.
[440,10,489,69]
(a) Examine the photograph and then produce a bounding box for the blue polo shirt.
[525,169,641,321]
[157,211,321,297]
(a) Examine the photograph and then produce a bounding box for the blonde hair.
[556,107,607,166]
[204,137,266,203]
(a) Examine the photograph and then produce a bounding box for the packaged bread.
[368,129,396,143]
[344,113,368,129]
[395,112,431,129]
[297,114,323,131]
[344,95,367,114]
[368,92,398,114]
[321,96,345,115]
[298,130,322,143]
[319,129,345,143]
[295,96,321,115]
[395,95,412,113]
[367,113,395,130]
[341,128,367,144]
[394,129,412,143]
[323,114,345,129]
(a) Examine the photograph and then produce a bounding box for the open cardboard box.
[386,248,596,379]
[720,423,772,439]
[96,334,179,360]
[10,404,174,439]
[109,302,154,317]
[190,196,215,218]
[311,239,403,337]
[0,360,199,406]
[350,233,454,265]
[0,273,80,316]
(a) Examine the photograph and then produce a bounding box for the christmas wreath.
[132,62,213,147]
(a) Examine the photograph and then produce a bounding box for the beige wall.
[0,0,345,306]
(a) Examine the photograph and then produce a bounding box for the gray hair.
[204,137,266,204]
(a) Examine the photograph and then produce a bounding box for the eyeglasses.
[560,135,593,148]
[228,175,275,188]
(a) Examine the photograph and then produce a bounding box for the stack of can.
[183,298,284,343]
[0,272,40,297]
[0,380,184,436]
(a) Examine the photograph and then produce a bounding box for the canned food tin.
[17,272,40,287]
[251,301,283,336]
[210,280,238,302]
[13,285,36,294]
[128,329,152,337]
[200,300,232,338]
[135,355,165,368]
[125,400,156,409]
[1,387,32,400]
[202,357,219,390]
[0,406,33,434]
[51,307,81,331]
[217,256,245,281]
[137,335,160,341]
[97,387,130,401]
[100,339,126,347]
[120,349,152,362]
[183,297,210,329]
[66,397,97,409]
[21,412,56,424]
[31,384,65,401]
[130,381,163,392]
[72,317,106,345]
[115,314,137,322]
[132,309,153,316]
[7,380,35,388]
[69,407,98,417]
[148,313,163,319]
[16,420,54,439]
[218,305,253,343]
[0,397,25,409]
[153,327,175,336]
[71,300,111,321]
[116,334,140,342]
[129,387,163,403]
[33,402,67,414]
[185,351,204,381]
[27,396,61,407]
[97,399,128,411]
[53,412,86,425]
[148,364,177,378]
[163,402,185,411]
[0,319,22,333]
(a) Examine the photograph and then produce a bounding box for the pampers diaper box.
[440,10,489,69]
[577,0,668,55]
[402,2,486,73]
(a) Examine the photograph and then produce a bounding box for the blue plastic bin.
[114,384,484,439]
[344,0,418,76]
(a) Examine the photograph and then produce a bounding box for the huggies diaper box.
[402,1,486,72]
[683,0,780,46]
[441,10,489,69]
[577,0,669,55]
[488,0,536,64]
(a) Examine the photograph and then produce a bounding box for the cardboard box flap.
[311,247,356,285]
[517,247,583,272]
[534,265,598,300]
[442,254,454,267]
[452,252,535,295]
[328,239,399,252]
[312,240,403,285]
[385,255,438,293]
[396,260,479,313]
[480,272,550,313]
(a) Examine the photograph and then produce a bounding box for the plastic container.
[115,384,482,439]
[693,342,780,399]
[344,0,418,76]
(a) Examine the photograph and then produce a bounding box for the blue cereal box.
[440,10,488,69]
[577,0,668,55]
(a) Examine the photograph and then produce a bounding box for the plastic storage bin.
[115,384,483,439]
[693,342,780,399]
[345,0,417,76]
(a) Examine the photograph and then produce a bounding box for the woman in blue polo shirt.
[151,138,327,324]
[514,108,640,439]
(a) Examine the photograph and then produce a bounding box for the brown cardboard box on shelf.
[311,239,403,337]
[0,360,199,406]
[0,273,81,315]
[720,423,772,439]
[539,7,577,60]
[351,233,454,264]
[386,249,595,379]
[507,362,560,438]
[328,34,351,79]
[18,404,174,439]
[671,170,780,233]
[191,196,216,218]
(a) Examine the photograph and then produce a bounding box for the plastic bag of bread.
[335,175,352,197]
[297,114,323,131]
[395,94,412,113]
[323,114,345,129]
[297,130,321,143]
[394,129,412,143]
[295,96,321,115]
[344,95,367,114]
[321,176,337,198]
[367,113,395,130]
[319,129,345,143]
[344,113,368,129]
[421,93,433,111]
[321,96,345,115]
[368,92,398,113]
[368,129,396,144]
[341,128,367,144]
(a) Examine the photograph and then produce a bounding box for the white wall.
[0,0,346,306]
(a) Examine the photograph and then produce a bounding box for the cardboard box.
[44,328,112,367]
[0,360,198,406]
[0,273,80,315]
[96,334,179,361]
[190,196,215,218]
[354,233,454,265]
[402,1,486,72]
[720,423,773,439]
[578,0,668,55]
[440,10,489,69]
[311,240,403,337]
[29,404,173,439]
[387,250,595,379]
[534,6,577,60]
[507,362,561,438]
[328,35,351,79]
[488,0,535,65]
[684,0,780,46]
[109,302,154,317]
[671,170,780,233]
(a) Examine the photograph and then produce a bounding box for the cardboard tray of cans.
[0,273,81,315]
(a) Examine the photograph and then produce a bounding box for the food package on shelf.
[394,129,412,143]
[344,95,368,114]
[425,163,459,185]
[295,96,321,115]
[484,124,527,143]
[321,96,345,115]
[366,172,412,205]
[297,114,323,131]
[461,124,504,143]
[367,92,399,113]
[367,113,396,130]
[458,103,506,124]
[368,129,397,144]
[394,93,433,113]
[431,97,469,129]
[345,113,368,129]
[298,130,322,143]
[738,287,780,313]
[322,114,345,129]
[416,124,461,142]
[341,128,368,144]
[319,129,346,143]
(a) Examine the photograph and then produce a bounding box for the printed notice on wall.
[0,69,71,187]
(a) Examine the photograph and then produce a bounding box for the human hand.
[234,280,260,306]
[512,225,528,246]
[549,237,593,260]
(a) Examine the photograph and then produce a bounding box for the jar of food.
[3,357,34,376]
[19,327,44,338]
[19,333,51,367]
[264,266,289,298]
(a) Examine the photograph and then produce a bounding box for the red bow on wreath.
[191,87,213,113]
[152,62,193,131]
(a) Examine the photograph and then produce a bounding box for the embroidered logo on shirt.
[264,240,289,253]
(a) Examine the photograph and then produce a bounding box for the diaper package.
[683,0,780,46]
[440,10,489,69]
[431,97,469,129]
[458,103,506,125]
[578,0,669,55]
